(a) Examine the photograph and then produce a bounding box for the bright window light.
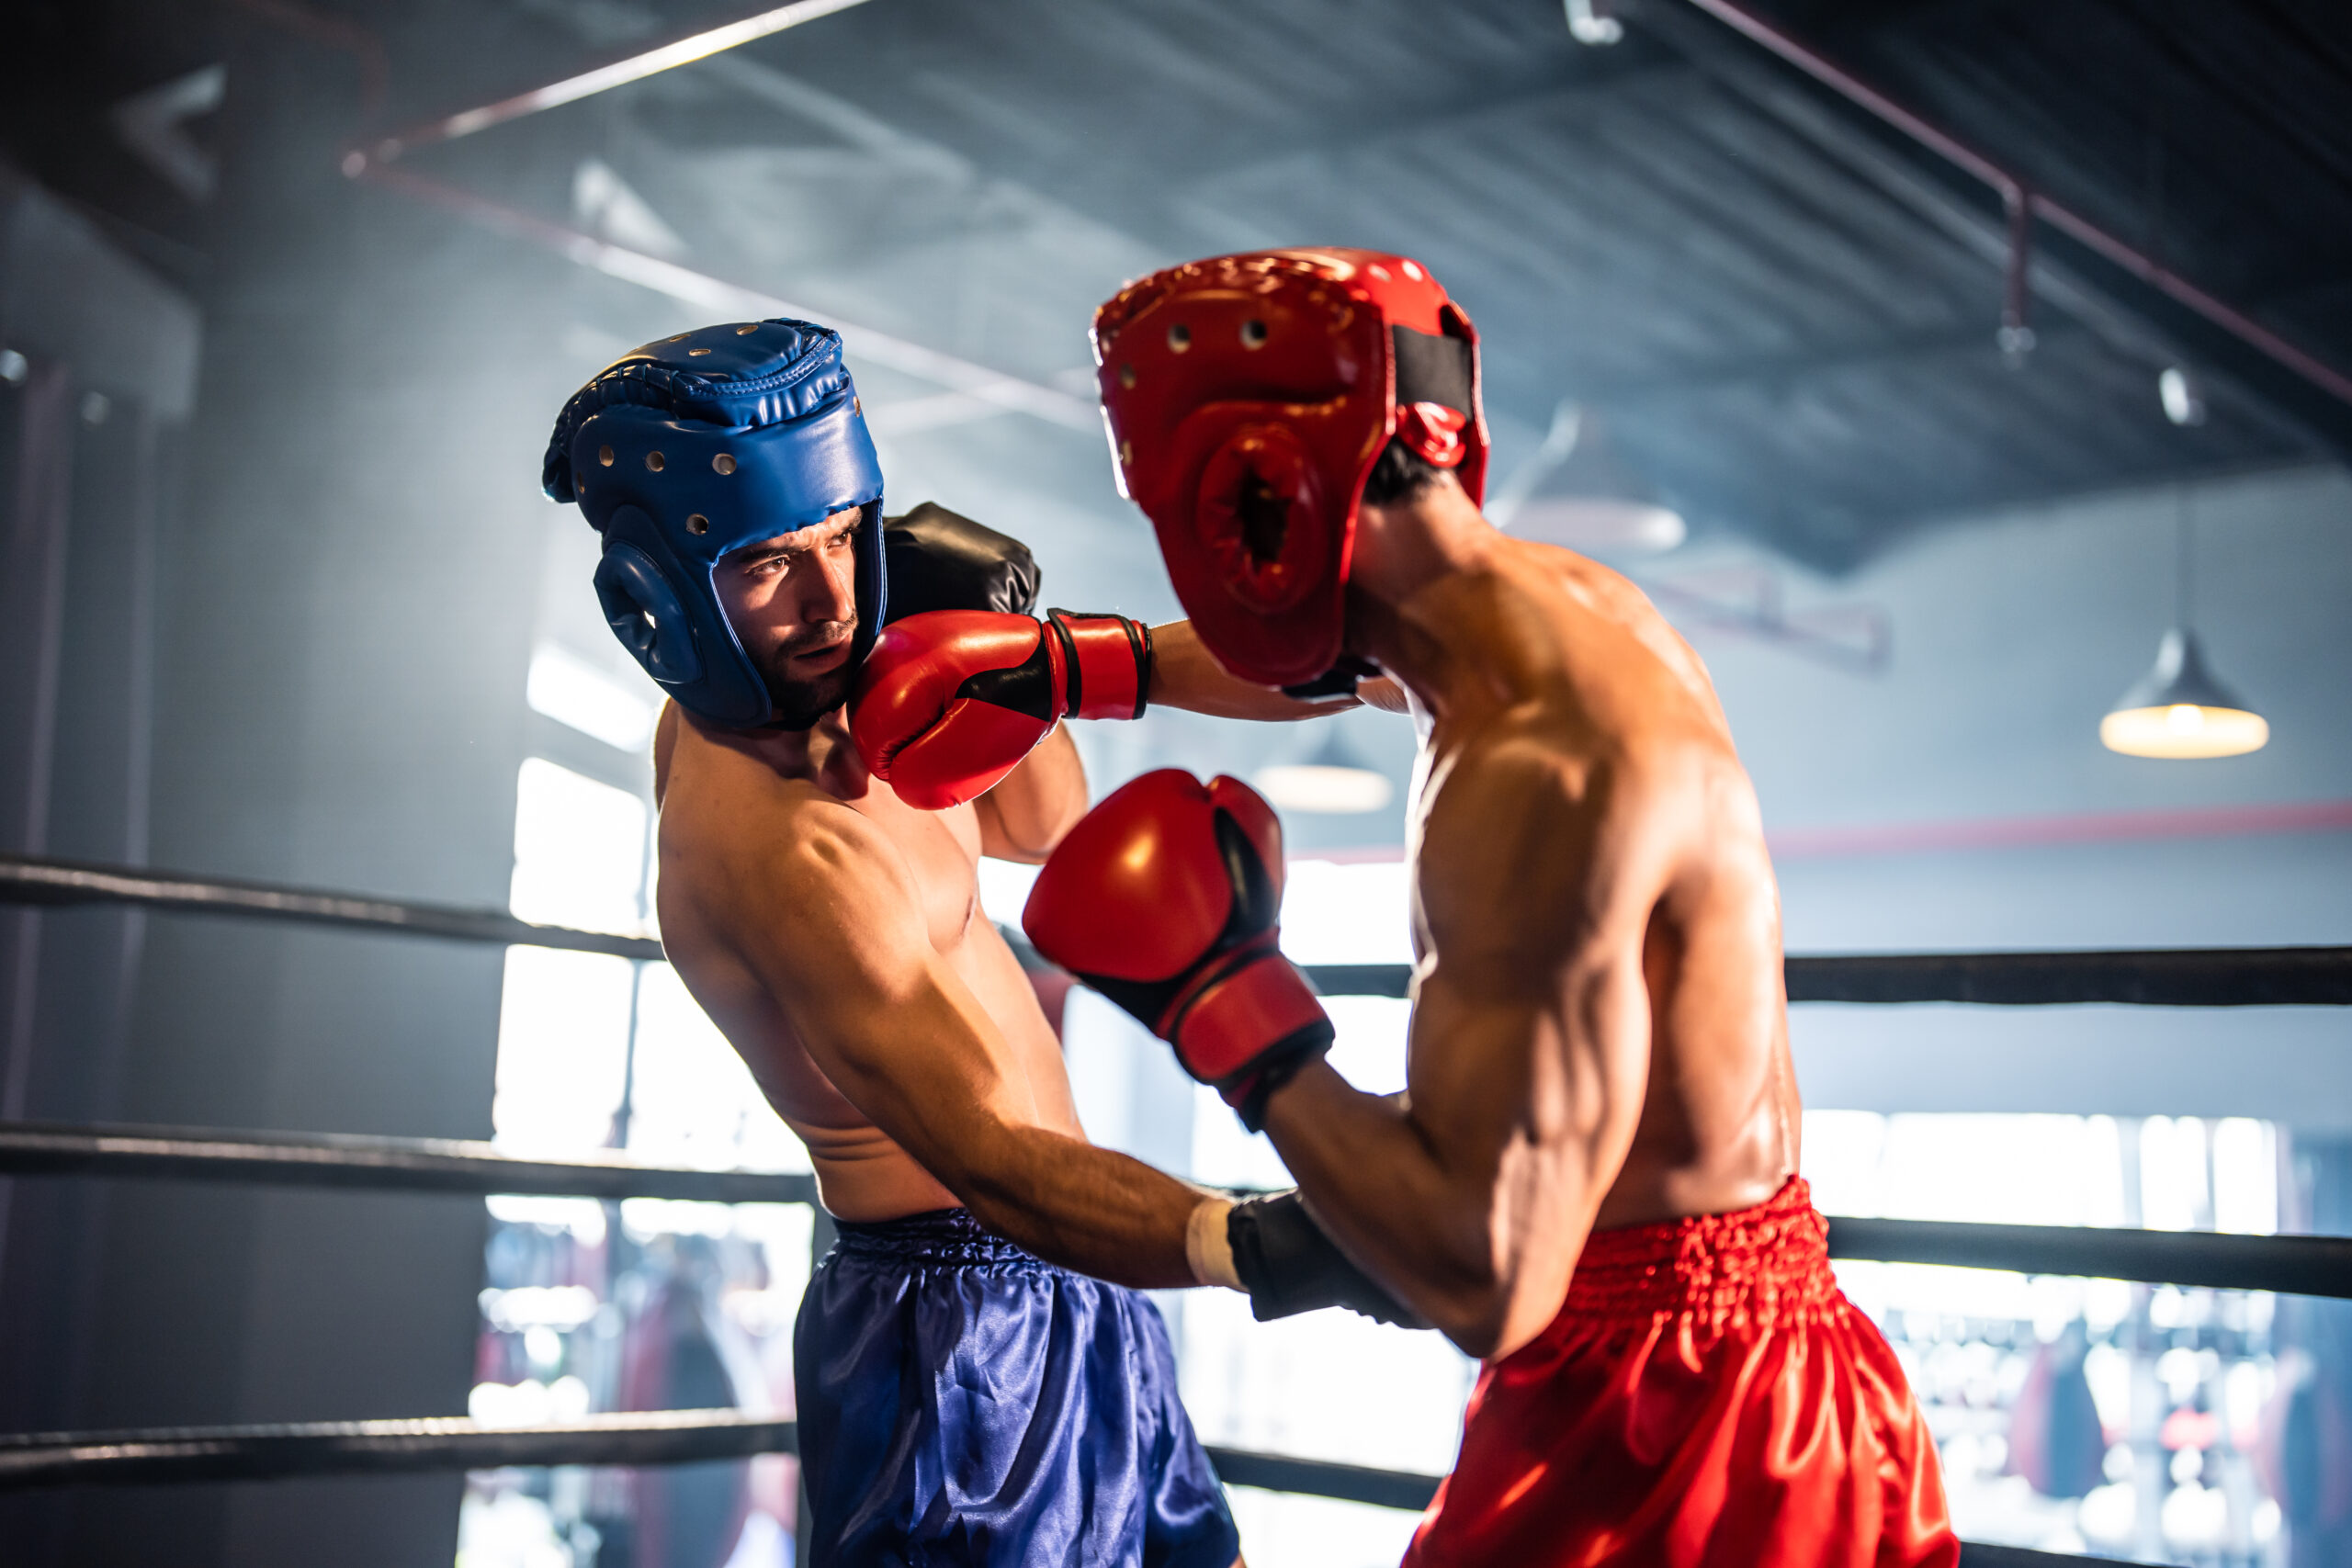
[492,946,633,1153]
[1253,763,1393,815]
[526,643,661,751]
[1183,1269,1473,1462]
[495,757,650,1155]
[975,856,1044,923]
[2141,1115,2211,1232]
[1277,859,1413,965]
[1221,1491,1423,1568]
[509,757,649,933]
[1188,997,1411,1194]
[625,962,808,1173]
[1820,1111,2130,1229]
[2211,1118,2277,1235]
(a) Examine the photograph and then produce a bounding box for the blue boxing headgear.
[542,319,887,728]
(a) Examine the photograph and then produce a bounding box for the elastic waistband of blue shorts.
[829,1207,1046,1269]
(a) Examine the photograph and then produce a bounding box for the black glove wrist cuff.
[1280,654,1380,702]
[1227,1190,1430,1329]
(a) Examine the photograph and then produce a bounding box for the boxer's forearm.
[1260,1063,1536,1353]
[1267,953,1651,1356]
[938,1122,1207,1289]
[1147,620,1356,721]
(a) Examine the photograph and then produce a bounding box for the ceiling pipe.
[345,0,878,171]
[1677,0,2352,411]
[1998,184,2034,362]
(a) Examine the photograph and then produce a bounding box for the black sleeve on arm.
[883,502,1041,619]
[1227,1190,1431,1328]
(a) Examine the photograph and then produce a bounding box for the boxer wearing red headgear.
[1037,249,1961,1568]
[1091,248,1487,694]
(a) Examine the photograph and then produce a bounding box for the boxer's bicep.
[1400,739,1672,1346]
[1399,953,1645,1356]
[974,723,1086,863]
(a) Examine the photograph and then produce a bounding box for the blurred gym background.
[0,1,2347,1563]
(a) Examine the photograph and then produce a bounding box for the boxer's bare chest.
[804,724,988,954]
[665,709,984,956]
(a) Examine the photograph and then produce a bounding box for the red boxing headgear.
[1091,249,1487,689]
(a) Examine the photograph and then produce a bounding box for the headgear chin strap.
[1091,249,1487,689]
[543,320,887,728]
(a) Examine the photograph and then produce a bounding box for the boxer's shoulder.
[659,729,869,901]
[1416,698,1723,976]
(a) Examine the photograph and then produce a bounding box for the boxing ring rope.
[0,1405,1429,1511]
[0,852,666,963]
[0,1412,2151,1568]
[8,851,2349,1005]
[3,1121,2347,1299]
[0,1121,818,1206]
[1282,948,2352,1007]
[6,852,2344,1563]
[0,1410,799,1491]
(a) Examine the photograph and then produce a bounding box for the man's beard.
[757,622,858,730]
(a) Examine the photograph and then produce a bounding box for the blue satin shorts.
[795,1208,1239,1568]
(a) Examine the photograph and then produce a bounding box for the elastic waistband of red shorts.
[1562,1176,1841,1331]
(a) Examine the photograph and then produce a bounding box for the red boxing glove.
[1023,769,1331,1131]
[849,608,1152,810]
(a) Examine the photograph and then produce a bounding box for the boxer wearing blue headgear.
[544,321,1418,1568]
[545,319,889,728]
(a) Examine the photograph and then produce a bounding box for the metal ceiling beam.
[1629,0,2352,459]
[347,0,879,169]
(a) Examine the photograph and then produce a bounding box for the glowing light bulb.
[2100,630,2267,760]
[2100,705,2267,760]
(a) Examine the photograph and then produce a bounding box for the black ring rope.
[4,1122,2346,1297]
[0,852,664,963]
[0,1121,816,1205]
[9,852,2351,1005]
[0,1410,794,1490]
[0,1408,2145,1564]
[1305,949,2352,1006]
[1824,1216,2352,1298]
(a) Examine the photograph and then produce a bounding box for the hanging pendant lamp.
[2099,491,2267,760]
[2098,627,2268,758]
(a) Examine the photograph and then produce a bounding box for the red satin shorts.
[1404,1179,1959,1568]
